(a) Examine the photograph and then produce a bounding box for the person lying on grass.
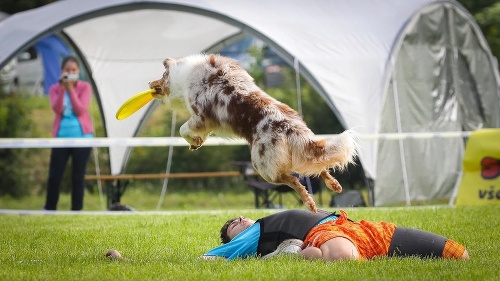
[199,209,469,261]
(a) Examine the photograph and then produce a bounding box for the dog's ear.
[163,58,175,69]
[162,58,175,81]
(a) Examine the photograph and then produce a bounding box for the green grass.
[0,205,498,281]
[0,188,332,211]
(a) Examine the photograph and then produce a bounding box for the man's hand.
[198,255,225,260]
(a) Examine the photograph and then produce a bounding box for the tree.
[457,0,500,69]
[473,2,500,64]
[0,0,56,14]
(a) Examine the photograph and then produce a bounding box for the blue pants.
[45,147,92,210]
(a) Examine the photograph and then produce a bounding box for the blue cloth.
[317,215,337,226]
[57,92,93,138]
[34,34,70,95]
[205,222,261,260]
[203,215,338,260]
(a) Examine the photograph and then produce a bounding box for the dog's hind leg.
[279,173,318,213]
[320,170,342,193]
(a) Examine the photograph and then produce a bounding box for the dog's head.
[149,58,174,100]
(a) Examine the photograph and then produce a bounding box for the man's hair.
[220,217,237,244]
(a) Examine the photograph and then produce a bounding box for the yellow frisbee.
[116,89,156,120]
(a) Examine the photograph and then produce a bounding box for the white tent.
[1,0,499,206]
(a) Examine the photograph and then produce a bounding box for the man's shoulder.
[259,209,333,221]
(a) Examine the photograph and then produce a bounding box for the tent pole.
[294,58,317,203]
[156,110,177,210]
[92,147,106,210]
[447,8,465,206]
[294,57,303,117]
[391,64,411,206]
[448,170,463,206]
[89,95,105,210]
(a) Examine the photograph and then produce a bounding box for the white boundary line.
[0,132,472,148]
[0,209,276,216]
[0,205,453,216]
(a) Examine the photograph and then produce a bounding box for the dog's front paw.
[325,178,342,193]
[331,179,342,193]
[189,145,201,151]
[305,200,318,213]
[187,136,204,151]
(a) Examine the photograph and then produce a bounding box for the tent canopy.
[1,0,498,206]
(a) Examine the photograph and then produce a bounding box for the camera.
[61,73,79,82]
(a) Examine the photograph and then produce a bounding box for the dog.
[148,54,358,212]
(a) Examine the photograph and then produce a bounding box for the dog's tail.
[301,130,358,173]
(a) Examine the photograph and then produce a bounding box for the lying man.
[201,209,469,261]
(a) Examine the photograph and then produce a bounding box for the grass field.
[0,187,341,211]
[0,204,498,281]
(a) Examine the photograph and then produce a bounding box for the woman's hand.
[59,73,76,92]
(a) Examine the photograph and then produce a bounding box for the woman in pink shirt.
[44,56,94,211]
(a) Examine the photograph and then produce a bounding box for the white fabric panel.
[376,3,500,206]
[0,0,438,176]
[203,0,437,179]
[65,9,239,174]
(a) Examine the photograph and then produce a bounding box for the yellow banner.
[456,129,500,205]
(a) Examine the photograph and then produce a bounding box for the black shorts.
[388,227,447,259]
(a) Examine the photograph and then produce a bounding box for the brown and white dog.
[149,54,357,212]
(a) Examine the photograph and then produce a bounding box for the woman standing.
[44,56,93,211]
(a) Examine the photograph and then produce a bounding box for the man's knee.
[461,249,469,260]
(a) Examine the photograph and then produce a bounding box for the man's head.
[220,216,256,244]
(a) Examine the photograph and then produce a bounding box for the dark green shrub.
[0,91,32,197]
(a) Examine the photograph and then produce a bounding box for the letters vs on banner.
[456,129,500,206]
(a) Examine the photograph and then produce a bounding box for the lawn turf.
[0,205,498,281]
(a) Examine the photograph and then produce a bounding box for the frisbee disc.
[116,89,155,120]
